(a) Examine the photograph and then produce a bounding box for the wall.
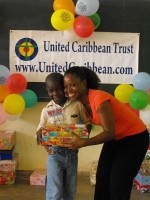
[0,102,103,172]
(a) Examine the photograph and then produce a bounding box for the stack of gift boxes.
[134,130,150,193]
[0,130,18,185]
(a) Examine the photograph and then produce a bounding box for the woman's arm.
[67,101,115,149]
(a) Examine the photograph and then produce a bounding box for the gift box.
[0,170,16,185]
[0,131,16,150]
[134,179,150,193]
[134,170,150,186]
[0,146,15,160]
[90,160,98,186]
[30,169,47,186]
[0,153,18,172]
[41,124,89,147]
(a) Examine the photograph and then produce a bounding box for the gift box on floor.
[0,170,16,185]
[134,179,150,193]
[0,131,16,150]
[0,146,15,160]
[90,160,98,186]
[0,153,18,172]
[30,169,47,186]
[134,170,150,186]
[41,124,89,147]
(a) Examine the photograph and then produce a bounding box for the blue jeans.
[46,146,78,200]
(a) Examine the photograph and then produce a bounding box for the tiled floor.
[0,170,150,200]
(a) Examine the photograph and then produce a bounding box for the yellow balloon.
[3,94,25,115]
[114,84,135,103]
[51,9,74,31]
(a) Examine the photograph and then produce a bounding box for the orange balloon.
[53,0,75,15]
[0,84,11,103]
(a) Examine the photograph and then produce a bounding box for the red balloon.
[73,16,94,38]
[125,103,139,116]
[6,73,27,94]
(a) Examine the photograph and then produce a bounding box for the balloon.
[133,72,150,91]
[0,84,11,103]
[75,0,99,16]
[53,0,75,15]
[73,16,94,38]
[114,84,135,103]
[139,104,150,126]
[62,26,80,42]
[7,113,22,121]
[51,9,74,31]
[0,65,10,85]
[88,13,101,30]
[3,94,25,115]
[0,103,8,124]
[125,103,139,116]
[129,90,149,110]
[146,88,150,102]
[20,89,37,108]
[6,73,27,94]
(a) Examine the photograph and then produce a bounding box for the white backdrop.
[10,30,139,84]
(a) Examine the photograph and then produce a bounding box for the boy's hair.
[64,66,101,89]
[45,73,64,88]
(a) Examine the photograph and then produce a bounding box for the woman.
[63,66,149,200]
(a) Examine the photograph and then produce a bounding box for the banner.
[9,30,139,84]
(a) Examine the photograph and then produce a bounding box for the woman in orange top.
[64,66,149,200]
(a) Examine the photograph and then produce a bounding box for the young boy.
[36,73,91,200]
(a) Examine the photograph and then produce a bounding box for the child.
[36,73,91,200]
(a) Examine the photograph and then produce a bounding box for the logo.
[15,38,38,61]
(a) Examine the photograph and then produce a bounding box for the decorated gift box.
[134,170,150,186]
[0,170,16,185]
[41,124,89,147]
[30,169,47,186]
[90,160,98,186]
[0,153,18,172]
[0,131,16,150]
[134,179,150,193]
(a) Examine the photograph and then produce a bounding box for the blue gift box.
[135,170,150,186]
[0,146,15,160]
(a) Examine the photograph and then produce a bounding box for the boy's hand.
[44,145,54,154]
[36,128,43,145]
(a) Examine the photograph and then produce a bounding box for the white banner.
[9,30,139,84]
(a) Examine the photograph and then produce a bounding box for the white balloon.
[75,0,99,16]
[139,104,150,126]
[62,27,80,42]
[7,113,22,121]
[0,65,10,85]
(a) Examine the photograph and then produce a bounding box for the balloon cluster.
[0,65,38,125]
[114,72,150,126]
[51,0,101,39]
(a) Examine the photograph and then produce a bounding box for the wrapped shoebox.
[90,160,98,186]
[140,150,150,176]
[134,179,150,193]
[0,146,15,160]
[30,169,47,186]
[0,131,16,150]
[134,170,150,186]
[0,170,16,185]
[41,124,89,147]
[0,153,18,172]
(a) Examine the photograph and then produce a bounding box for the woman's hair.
[64,66,101,89]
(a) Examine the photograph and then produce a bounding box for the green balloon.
[129,90,149,110]
[20,89,37,108]
[88,13,101,30]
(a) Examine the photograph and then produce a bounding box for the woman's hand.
[64,132,85,150]
[44,145,54,154]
